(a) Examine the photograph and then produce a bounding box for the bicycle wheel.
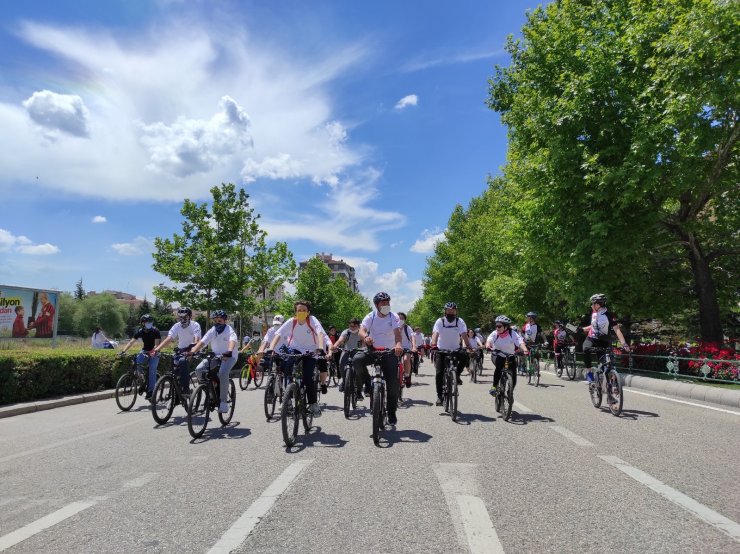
[527,363,533,385]
[534,365,540,387]
[281,383,300,447]
[451,377,458,422]
[372,384,383,446]
[187,384,210,439]
[239,367,250,391]
[264,375,277,420]
[589,374,603,408]
[302,389,314,433]
[556,356,563,378]
[253,367,264,389]
[151,374,176,424]
[502,376,514,421]
[115,372,137,411]
[606,370,623,416]
[565,354,576,380]
[470,362,477,383]
[218,380,236,425]
[494,384,502,413]
[343,368,353,418]
[331,362,340,386]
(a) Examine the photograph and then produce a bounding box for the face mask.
[445,314,456,323]
[379,305,391,316]
[144,323,153,329]
[295,312,308,322]
[214,323,226,333]
[399,319,406,324]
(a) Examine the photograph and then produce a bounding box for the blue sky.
[0,0,540,312]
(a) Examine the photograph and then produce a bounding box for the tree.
[152,297,176,331]
[487,0,739,341]
[152,183,263,316]
[56,293,77,335]
[74,278,86,301]
[250,240,297,328]
[73,293,127,338]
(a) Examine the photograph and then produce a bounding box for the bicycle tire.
[151,374,176,424]
[218,379,236,425]
[470,363,477,383]
[565,352,576,380]
[527,364,533,385]
[494,385,502,413]
[330,362,340,386]
[281,383,300,447]
[451,377,458,422]
[302,388,314,433]
[372,383,383,446]
[502,376,513,421]
[253,368,264,389]
[443,374,451,414]
[187,384,210,439]
[589,375,603,408]
[264,375,277,420]
[115,373,137,411]
[343,368,354,418]
[556,359,563,378]
[239,368,250,391]
[606,370,623,416]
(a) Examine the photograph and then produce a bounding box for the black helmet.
[554,320,563,326]
[589,293,607,306]
[140,313,154,323]
[211,309,228,319]
[444,302,457,310]
[373,292,391,305]
[526,311,538,318]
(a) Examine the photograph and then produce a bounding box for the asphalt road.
[1,356,738,553]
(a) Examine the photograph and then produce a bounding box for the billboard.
[0,285,59,339]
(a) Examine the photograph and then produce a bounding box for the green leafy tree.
[152,297,176,331]
[73,293,126,338]
[487,0,739,341]
[56,292,77,335]
[250,240,297,329]
[152,183,262,317]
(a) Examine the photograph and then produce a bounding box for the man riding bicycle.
[431,302,469,406]
[330,318,364,393]
[398,312,416,389]
[119,314,162,400]
[581,294,629,382]
[353,292,404,426]
[152,307,201,394]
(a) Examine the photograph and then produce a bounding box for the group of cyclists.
[117,290,630,433]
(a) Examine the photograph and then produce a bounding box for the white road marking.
[0,421,139,463]
[624,389,740,416]
[513,401,532,413]
[207,460,314,554]
[0,500,96,551]
[456,495,505,554]
[434,463,506,553]
[122,472,158,490]
[599,455,740,542]
[549,426,595,447]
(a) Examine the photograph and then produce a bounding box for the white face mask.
[379,305,391,316]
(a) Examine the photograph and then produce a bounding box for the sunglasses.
[495,324,504,329]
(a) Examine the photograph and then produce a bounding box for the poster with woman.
[0,286,59,339]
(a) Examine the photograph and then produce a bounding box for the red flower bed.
[625,340,739,381]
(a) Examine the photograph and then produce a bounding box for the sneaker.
[436,397,443,406]
[145,391,153,401]
[405,376,412,388]
[456,377,463,385]
[489,387,497,397]
[388,412,397,425]
[356,390,364,401]
[311,403,321,417]
[138,383,146,395]
[338,382,345,393]
[219,402,229,413]
[586,371,594,383]
[321,384,328,395]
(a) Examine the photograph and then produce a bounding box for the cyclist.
[256,315,285,377]
[474,327,486,370]
[119,314,161,400]
[151,307,201,394]
[398,312,416,388]
[582,294,629,382]
[330,318,363,393]
[268,300,326,418]
[431,302,469,406]
[353,292,404,425]
[552,320,569,372]
[327,326,342,383]
[465,328,484,371]
[187,310,238,413]
[240,329,262,355]
[412,327,425,373]
[485,315,529,396]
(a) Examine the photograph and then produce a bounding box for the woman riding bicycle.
[486,315,529,396]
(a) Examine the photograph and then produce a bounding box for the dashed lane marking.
[0,500,96,551]
[549,425,595,447]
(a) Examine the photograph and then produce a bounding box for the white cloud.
[402,48,504,72]
[92,215,107,223]
[111,236,153,256]
[0,20,369,200]
[394,94,418,110]
[410,228,446,253]
[335,256,422,313]
[22,89,90,137]
[0,228,60,255]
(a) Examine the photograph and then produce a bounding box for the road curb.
[618,374,740,409]
[0,390,116,420]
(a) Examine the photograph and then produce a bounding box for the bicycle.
[276,351,322,447]
[341,348,361,419]
[115,353,159,411]
[437,349,464,422]
[239,354,264,390]
[587,347,624,416]
[555,344,577,380]
[490,350,515,421]
[328,354,341,387]
[151,348,199,424]
[469,348,483,383]
[187,353,237,439]
[262,354,285,422]
[525,345,541,387]
[367,348,409,446]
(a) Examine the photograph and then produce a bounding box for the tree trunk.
[684,231,724,343]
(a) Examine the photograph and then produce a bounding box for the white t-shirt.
[432,317,467,350]
[201,324,238,356]
[361,311,401,349]
[466,334,483,349]
[262,325,286,350]
[167,321,202,349]
[91,332,108,348]
[275,315,326,353]
[399,323,414,349]
[588,308,610,339]
[486,330,524,355]
[413,332,424,349]
[522,322,539,343]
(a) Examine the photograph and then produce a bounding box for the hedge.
[0,350,251,406]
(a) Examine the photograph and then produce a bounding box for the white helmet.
[272,314,285,326]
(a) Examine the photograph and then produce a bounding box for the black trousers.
[353,350,399,414]
[493,355,518,389]
[434,351,468,398]
[582,337,610,369]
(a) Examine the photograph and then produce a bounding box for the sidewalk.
[0,389,116,419]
